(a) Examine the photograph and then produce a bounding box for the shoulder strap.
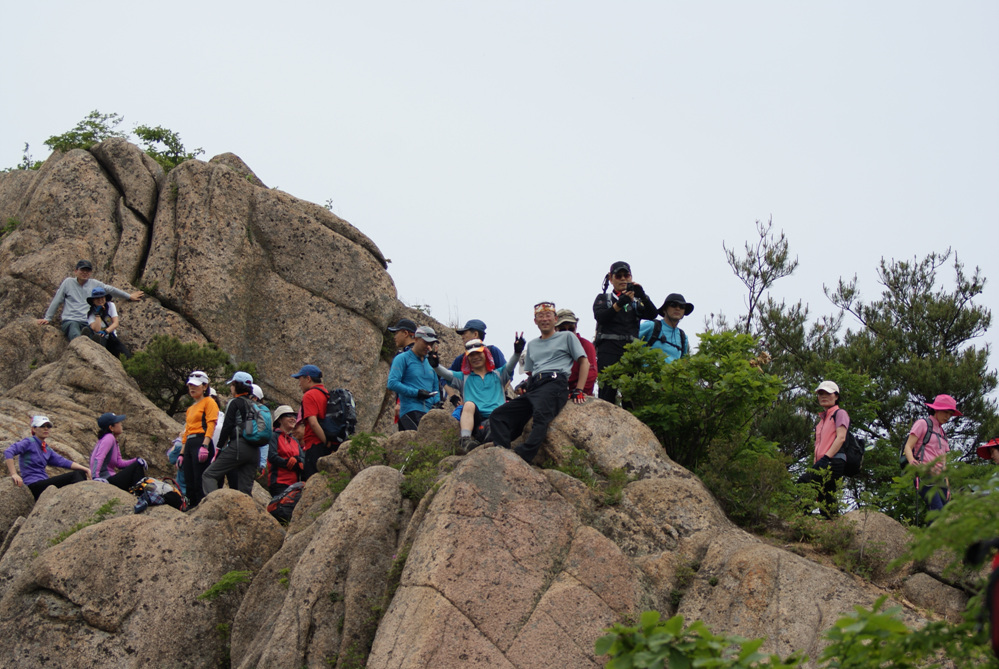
[916,416,934,462]
[680,329,687,355]
[648,320,664,345]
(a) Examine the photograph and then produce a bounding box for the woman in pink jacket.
[90,412,147,491]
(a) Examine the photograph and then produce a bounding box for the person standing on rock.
[387,326,440,431]
[554,309,598,396]
[292,364,330,479]
[91,412,147,491]
[178,371,219,507]
[592,261,657,403]
[434,338,519,453]
[5,415,92,499]
[796,381,849,518]
[902,394,961,514]
[203,371,260,496]
[489,302,589,464]
[388,318,418,352]
[267,405,305,496]
[639,293,693,363]
[38,259,144,341]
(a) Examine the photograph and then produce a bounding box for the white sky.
[3,1,997,381]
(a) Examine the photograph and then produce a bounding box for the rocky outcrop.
[0,487,283,668]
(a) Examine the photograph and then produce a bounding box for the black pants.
[105,461,146,492]
[595,343,625,403]
[304,441,334,480]
[27,470,86,499]
[182,435,214,506]
[797,455,846,517]
[490,374,569,464]
[398,410,425,432]
[203,440,258,496]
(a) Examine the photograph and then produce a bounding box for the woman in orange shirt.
[179,370,219,507]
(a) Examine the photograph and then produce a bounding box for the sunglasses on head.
[465,342,484,351]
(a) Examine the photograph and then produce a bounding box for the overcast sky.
[4,1,997,385]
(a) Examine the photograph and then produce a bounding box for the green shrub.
[340,432,387,472]
[49,498,122,546]
[197,570,252,601]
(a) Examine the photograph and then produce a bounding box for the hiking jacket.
[388,349,438,416]
[592,290,657,345]
[268,431,304,487]
[182,396,220,444]
[90,433,139,479]
[217,395,253,450]
[4,436,76,485]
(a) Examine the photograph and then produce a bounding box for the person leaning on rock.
[5,415,92,499]
[489,301,589,464]
[387,326,440,431]
[38,259,143,341]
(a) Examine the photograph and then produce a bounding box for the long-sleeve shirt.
[387,349,439,416]
[44,277,131,322]
[90,433,138,479]
[592,290,658,343]
[435,355,519,417]
[4,436,76,485]
[181,396,220,444]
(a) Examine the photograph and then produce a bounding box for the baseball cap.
[815,381,840,394]
[291,364,322,379]
[76,259,93,270]
[251,384,264,400]
[97,412,127,430]
[609,261,631,275]
[186,371,210,386]
[31,415,53,428]
[387,318,418,333]
[554,309,578,327]
[415,326,438,343]
[456,319,487,335]
[225,371,254,385]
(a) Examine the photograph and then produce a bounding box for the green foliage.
[0,143,42,172]
[546,445,596,486]
[134,124,204,172]
[44,110,127,152]
[723,217,799,335]
[595,610,805,668]
[122,335,254,414]
[385,545,410,604]
[197,570,252,601]
[602,467,632,506]
[700,436,797,529]
[339,432,387,472]
[395,436,454,501]
[215,622,232,669]
[49,498,122,545]
[1,217,20,238]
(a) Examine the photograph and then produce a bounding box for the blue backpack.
[241,402,273,445]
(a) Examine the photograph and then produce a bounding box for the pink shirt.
[814,406,850,462]
[909,416,949,474]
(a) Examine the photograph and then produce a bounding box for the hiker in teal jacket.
[639,293,693,363]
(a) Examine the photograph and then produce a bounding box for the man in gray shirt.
[490,301,589,463]
[38,259,143,340]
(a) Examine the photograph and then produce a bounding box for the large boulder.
[231,466,404,668]
[0,477,34,554]
[0,488,283,668]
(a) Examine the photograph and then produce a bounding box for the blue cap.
[456,319,487,335]
[97,412,126,430]
[291,364,322,379]
[90,287,108,299]
[225,371,254,385]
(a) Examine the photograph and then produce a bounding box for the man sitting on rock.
[434,338,518,453]
[4,415,92,499]
[387,326,440,431]
[489,302,589,464]
[639,293,693,363]
[38,259,144,341]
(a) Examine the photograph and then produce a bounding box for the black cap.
[76,259,93,270]
[387,318,418,333]
[658,293,694,316]
[609,261,631,274]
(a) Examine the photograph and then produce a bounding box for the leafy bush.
[44,110,127,152]
[339,432,387,472]
[197,570,253,601]
[134,124,204,171]
[122,335,254,414]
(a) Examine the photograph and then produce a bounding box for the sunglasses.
[613,271,632,279]
[666,302,684,309]
[534,302,556,314]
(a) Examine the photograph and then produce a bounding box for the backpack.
[316,387,357,446]
[267,481,305,523]
[241,401,273,446]
[898,417,933,470]
[645,319,687,357]
[833,409,866,476]
[129,477,187,511]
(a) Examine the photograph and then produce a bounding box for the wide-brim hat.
[272,404,296,426]
[925,394,962,416]
[554,309,578,327]
[658,293,694,316]
[976,438,999,460]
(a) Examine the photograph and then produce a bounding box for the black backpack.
[315,387,357,446]
[645,319,687,357]
[833,409,866,476]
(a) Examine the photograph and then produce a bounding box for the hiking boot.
[459,436,481,454]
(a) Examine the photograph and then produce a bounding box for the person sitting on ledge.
[38,259,143,341]
[5,415,92,499]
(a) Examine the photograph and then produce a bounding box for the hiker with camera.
[796,381,849,518]
[639,293,692,363]
[902,394,960,512]
[202,371,260,496]
[592,261,657,403]
[489,302,589,464]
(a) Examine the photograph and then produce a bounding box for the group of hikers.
[7,258,995,520]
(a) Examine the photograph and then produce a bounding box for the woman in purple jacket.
[4,415,91,499]
[90,412,147,491]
